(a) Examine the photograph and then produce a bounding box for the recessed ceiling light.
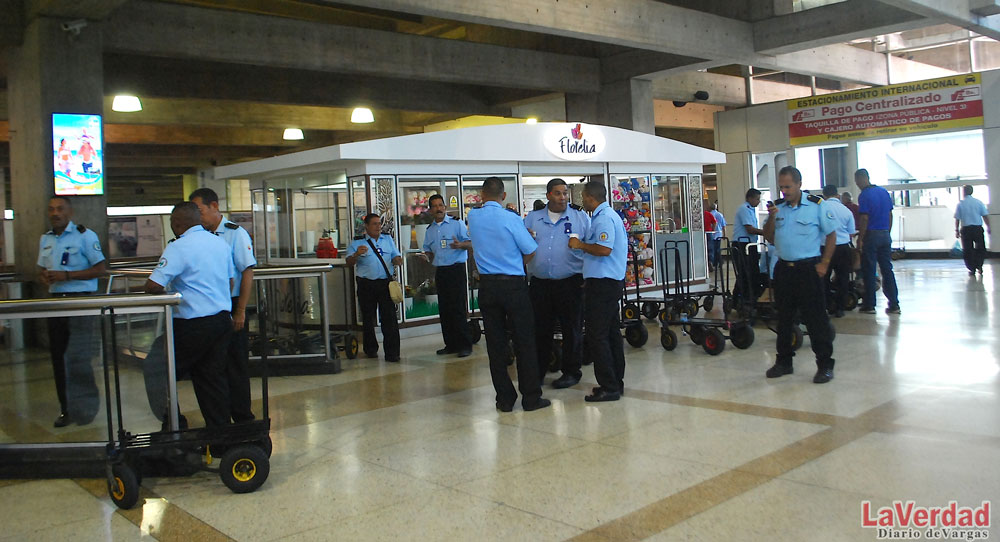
[351,107,375,124]
[283,128,304,140]
[111,95,142,112]
[526,118,538,124]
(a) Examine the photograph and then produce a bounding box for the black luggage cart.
[657,242,754,355]
[620,249,671,322]
[103,301,272,510]
[650,239,701,322]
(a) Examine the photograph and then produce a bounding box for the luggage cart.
[652,239,702,323]
[698,237,740,316]
[621,248,672,322]
[102,301,272,510]
[657,242,755,355]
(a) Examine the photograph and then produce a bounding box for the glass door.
[397,176,460,321]
[652,175,688,284]
[611,175,653,289]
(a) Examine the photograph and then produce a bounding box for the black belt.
[479,274,525,281]
[777,257,820,267]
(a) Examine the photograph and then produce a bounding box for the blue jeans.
[861,230,898,308]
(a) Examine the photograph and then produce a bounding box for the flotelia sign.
[545,123,605,160]
[861,501,991,540]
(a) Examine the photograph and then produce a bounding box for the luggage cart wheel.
[702,328,726,356]
[345,335,359,360]
[468,320,482,344]
[624,323,648,347]
[258,435,273,458]
[845,292,858,311]
[108,463,140,510]
[220,445,270,494]
[621,303,639,321]
[702,296,714,312]
[657,308,671,325]
[791,326,804,351]
[689,324,707,345]
[641,302,660,321]
[684,299,699,318]
[730,325,755,349]
[660,328,678,351]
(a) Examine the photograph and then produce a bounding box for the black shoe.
[970,271,976,277]
[813,368,834,384]
[552,374,581,389]
[523,398,552,411]
[496,401,514,413]
[436,347,455,355]
[457,349,472,358]
[364,351,379,359]
[385,356,400,362]
[977,267,984,275]
[765,364,793,378]
[885,305,900,315]
[858,306,876,314]
[585,389,621,402]
[53,413,70,428]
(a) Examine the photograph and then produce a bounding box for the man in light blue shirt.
[145,202,235,428]
[569,181,627,402]
[347,214,402,362]
[763,166,838,384]
[422,194,473,357]
[822,184,857,318]
[709,203,726,268]
[523,178,591,389]
[37,196,105,427]
[468,176,549,412]
[191,187,258,423]
[732,189,765,304]
[954,184,991,276]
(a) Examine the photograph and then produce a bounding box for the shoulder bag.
[366,239,404,304]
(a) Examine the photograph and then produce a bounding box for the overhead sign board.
[787,73,983,146]
[545,123,606,160]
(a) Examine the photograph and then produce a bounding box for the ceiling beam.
[600,50,708,83]
[877,0,1000,40]
[26,0,130,20]
[102,1,600,94]
[754,0,928,55]
[103,54,510,116]
[317,0,946,85]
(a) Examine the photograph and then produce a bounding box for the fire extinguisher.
[316,230,338,258]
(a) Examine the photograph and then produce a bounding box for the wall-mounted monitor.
[53,113,104,196]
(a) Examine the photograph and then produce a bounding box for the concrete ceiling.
[0,0,997,195]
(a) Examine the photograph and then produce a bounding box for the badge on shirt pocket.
[440,238,448,249]
[564,222,572,234]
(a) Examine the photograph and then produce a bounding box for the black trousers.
[960,225,986,272]
[172,311,233,428]
[584,278,626,394]
[824,244,853,311]
[774,260,834,370]
[435,264,471,352]
[47,314,100,423]
[228,297,254,423]
[357,278,400,359]
[478,275,542,407]
[530,274,584,380]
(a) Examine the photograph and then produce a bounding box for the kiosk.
[214,122,725,332]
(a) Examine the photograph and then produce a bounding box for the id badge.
[440,238,448,249]
[564,222,573,235]
[61,251,71,266]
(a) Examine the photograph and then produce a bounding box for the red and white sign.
[788,74,983,146]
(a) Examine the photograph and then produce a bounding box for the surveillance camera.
[61,19,88,35]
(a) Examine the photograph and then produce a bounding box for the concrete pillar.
[985,127,999,251]
[566,78,655,134]
[7,17,106,289]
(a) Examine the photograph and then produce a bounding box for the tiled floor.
[1,259,997,541]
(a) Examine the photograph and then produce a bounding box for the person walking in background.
[821,185,856,318]
[703,206,717,273]
[954,184,991,276]
[709,203,726,269]
[855,168,900,315]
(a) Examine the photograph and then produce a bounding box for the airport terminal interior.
[1,1,1000,541]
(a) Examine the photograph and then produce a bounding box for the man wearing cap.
[523,178,590,389]
[422,194,473,357]
[468,176,550,412]
[569,181,628,402]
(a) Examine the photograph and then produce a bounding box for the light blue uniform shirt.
[347,234,401,279]
[710,209,726,240]
[772,196,837,261]
[523,204,591,279]
[150,225,235,319]
[582,202,627,280]
[213,217,256,297]
[954,196,988,227]
[421,215,470,267]
[468,201,537,276]
[37,220,106,293]
[732,202,759,244]
[824,198,856,245]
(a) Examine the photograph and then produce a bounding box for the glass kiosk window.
[397,176,460,321]
[611,175,654,289]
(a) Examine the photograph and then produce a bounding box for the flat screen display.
[53,113,104,196]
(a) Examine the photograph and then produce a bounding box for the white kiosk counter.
[214,122,725,332]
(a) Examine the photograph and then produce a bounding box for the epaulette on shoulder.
[471,204,483,209]
[353,235,364,240]
[773,198,786,205]
[569,203,582,211]
[224,222,239,230]
[806,194,822,204]
[168,237,177,243]
[76,224,87,233]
